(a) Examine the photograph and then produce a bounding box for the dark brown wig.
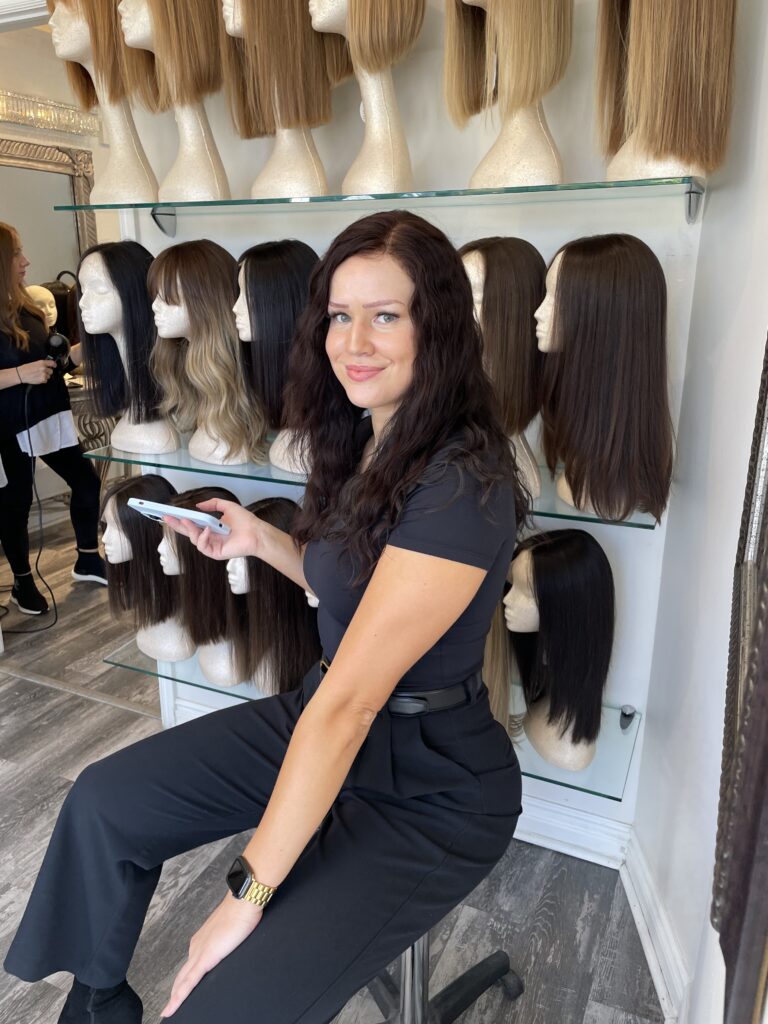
[540,233,674,522]
[167,487,240,646]
[283,210,530,584]
[226,497,321,693]
[458,236,546,435]
[100,474,178,628]
[508,529,614,744]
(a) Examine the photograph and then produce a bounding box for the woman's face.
[10,233,31,288]
[325,253,417,425]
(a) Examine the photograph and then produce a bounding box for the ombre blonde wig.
[444,0,572,126]
[148,240,269,464]
[597,0,736,171]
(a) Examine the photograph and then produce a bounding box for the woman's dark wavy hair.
[458,236,545,435]
[238,240,319,431]
[77,241,162,423]
[540,233,674,522]
[227,497,321,692]
[283,210,530,583]
[101,474,178,627]
[167,487,240,647]
[508,529,614,744]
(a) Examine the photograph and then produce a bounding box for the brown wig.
[145,0,223,108]
[597,0,736,171]
[459,237,545,435]
[540,234,674,522]
[444,0,572,126]
[0,223,45,351]
[101,474,178,627]
[148,240,269,463]
[166,487,240,646]
[227,498,321,692]
[507,530,614,745]
[283,210,530,584]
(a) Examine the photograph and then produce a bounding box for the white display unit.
[73,178,704,870]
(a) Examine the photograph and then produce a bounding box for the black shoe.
[10,575,49,615]
[72,551,108,586]
[58,978,143,1023]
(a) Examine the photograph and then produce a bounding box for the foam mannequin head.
[26,285,58,329]
[221,0,242,37]
[49,2,92,64]
[534,251,562,354]
[308,0,348,36]
[503,549,540,632]
[461,249,485,326]
[78,252,124,337]
[226,557,248,595]
[152,282,192,338]
[102,497,133,564]
[117,0,154,51]
[158,533,181,575]
[232,265,251,342]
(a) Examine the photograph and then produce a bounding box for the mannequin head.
[149,240,267,460]
[502,548,539,632]
[77,241,161,424]
[235,240,319,429]
[533,250,563,354]
[506,529,614,744]
[459,236,545,434]
[158,532,181,575]
[445,0,572,126]
[226,497,321,690]
[167,487,240,645]
[26,286,58,329]
[219,0,274,137]
[100,474,179,626]
[310,0,424,73]
[115,0,163,109]
[539,233,673,521]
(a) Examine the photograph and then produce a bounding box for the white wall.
[633,0,768,1017]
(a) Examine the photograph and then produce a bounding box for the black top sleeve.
[0,310,70,440]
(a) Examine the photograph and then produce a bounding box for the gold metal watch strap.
[243,878,277,907]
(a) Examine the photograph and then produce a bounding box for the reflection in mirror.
[0,165,80,283]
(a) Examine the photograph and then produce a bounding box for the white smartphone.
[127,497,231,536]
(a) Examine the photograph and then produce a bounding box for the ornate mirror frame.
[0,136,97,254]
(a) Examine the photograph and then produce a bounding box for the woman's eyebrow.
[327,299,406,308]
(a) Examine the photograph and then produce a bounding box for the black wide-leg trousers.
[4,662,522,1024]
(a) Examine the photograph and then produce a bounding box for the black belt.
[319,657,484,716]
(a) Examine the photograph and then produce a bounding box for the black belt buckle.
[388,695,430,717]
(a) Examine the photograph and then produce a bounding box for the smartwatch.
[226,855,276,908]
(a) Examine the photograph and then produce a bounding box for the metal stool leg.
[400,934,430,1024]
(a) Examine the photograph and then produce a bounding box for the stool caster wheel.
[498,970,524,1001]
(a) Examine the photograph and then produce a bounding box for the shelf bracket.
[685,181,705,224]
[151,206,177,238]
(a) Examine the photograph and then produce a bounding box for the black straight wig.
[508,529,614,744]
[226,497,321,692]
[101,474,178,627]
[77,240,162,423]
[167,487,240,647]
[238,240,318,430]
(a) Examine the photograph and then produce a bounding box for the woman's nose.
[348,319,374,354]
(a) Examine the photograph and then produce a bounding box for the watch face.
[226,856,250,899]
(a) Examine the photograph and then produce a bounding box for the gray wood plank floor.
[0,519,665,1023]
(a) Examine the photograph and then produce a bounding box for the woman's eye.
[375,312,398,325]
[329,311,350,324]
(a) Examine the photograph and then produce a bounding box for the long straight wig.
[167,487,240,646]
[597,0,736,171]
[238,240,318,431]
[149,240,269,463]
[227,497,321,692]
[77,241,161,424]
[101,474,178,627]
[459,236,545,435]
[540,233,674,522]
[508,529,614,744]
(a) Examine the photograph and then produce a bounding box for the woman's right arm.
[0,361,54,390]
[162,499,311,591]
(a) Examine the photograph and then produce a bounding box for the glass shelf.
[509,684,641,802]
[105,640,641,800]
[55,176,705,218]
[531,470,656,530]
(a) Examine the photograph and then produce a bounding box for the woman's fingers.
[160,956,207,1018]
[162,515,203,544]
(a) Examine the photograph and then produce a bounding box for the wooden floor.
[0,521,664,1024]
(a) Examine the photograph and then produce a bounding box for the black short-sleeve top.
[303,423,518,692]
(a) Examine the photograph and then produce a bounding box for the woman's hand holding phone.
[163,499,265,561]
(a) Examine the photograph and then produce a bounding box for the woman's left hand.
[160,895,263,1018]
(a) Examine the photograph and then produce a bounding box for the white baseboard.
[620,831,690,1024]
[515,794,631,868]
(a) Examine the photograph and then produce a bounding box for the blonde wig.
[444,0,572,126]
[220,27,274,138]
[47,0,160,112]
[597,0,736,171]
[347,0,426,73]
[148,240,269,464]
[144,0,223,107]
[483,602,513,730]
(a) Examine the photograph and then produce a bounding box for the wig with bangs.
[227,497,321,692]
[283,209,530,584]
[148,240,269,463]
[459,236,545,436]
[444,0,572,127]
[540,233,674,522]
[238,239,318,430]
[77,241,162,424]
[101,474,178,627]
[597,0,736,171]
